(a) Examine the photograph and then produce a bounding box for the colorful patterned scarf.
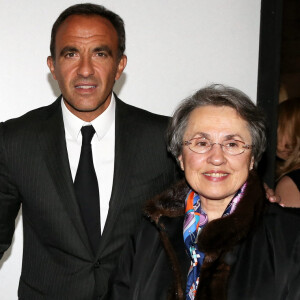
[183,183,247,300]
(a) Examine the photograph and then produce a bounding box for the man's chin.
[64,100,107,113]
[62,94,112,117]
[73,106,101,113]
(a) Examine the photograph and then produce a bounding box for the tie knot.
[81,125,95,145]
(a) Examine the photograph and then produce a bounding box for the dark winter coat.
[106,171,300,300]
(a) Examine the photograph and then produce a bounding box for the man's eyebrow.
[59,46,79,57]
[93,46,113,56]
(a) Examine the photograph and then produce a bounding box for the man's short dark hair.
[50,3,126,60]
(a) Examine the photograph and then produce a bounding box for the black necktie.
[74,125,101,254]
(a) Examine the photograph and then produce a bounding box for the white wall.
[0,1,261,298]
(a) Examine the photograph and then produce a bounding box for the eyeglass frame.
[182,137,253,156]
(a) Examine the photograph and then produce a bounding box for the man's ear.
[115,55,127,81]
[47,56,57,80]
[178,155,184,171]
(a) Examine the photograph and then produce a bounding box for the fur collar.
[144,171,267,300]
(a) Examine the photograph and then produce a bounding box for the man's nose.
[77,56,95,77]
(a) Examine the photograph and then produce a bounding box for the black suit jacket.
[0,96,178,299]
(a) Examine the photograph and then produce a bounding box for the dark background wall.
[280,0,300,101]
[257,0,300,188]
[257,0,283,187]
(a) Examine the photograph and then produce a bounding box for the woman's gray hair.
[167,84,266,168]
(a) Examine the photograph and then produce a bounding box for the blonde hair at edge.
[277,98,300,179]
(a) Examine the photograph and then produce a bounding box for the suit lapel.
[38,98,92,255]
[97,98,139,255]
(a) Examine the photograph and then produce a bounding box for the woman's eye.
[195,140,209,147]
[226,141,239,148]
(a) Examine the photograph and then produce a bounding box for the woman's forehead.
[185,105,251,140]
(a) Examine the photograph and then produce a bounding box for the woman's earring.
[250,157,254,170]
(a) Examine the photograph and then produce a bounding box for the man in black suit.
[0,4,177,299]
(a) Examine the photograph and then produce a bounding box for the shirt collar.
[61,94,116,141]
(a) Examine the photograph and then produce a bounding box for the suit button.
[94,260,101,268]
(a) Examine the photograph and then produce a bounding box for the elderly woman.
[107,85,300,300]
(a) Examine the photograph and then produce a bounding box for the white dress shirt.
[61,95,115,233]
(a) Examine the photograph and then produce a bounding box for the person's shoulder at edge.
[1,97,61,129]
[115,96,170,125]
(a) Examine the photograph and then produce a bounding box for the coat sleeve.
[286,234,300,299]
[0,122,21,259]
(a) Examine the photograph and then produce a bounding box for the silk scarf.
[183,182,247,300]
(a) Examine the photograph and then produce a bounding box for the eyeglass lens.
[188,138,246,155]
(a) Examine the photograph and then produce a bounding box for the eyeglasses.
[182,138,252,156]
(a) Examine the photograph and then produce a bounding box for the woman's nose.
[207,143,227,165]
